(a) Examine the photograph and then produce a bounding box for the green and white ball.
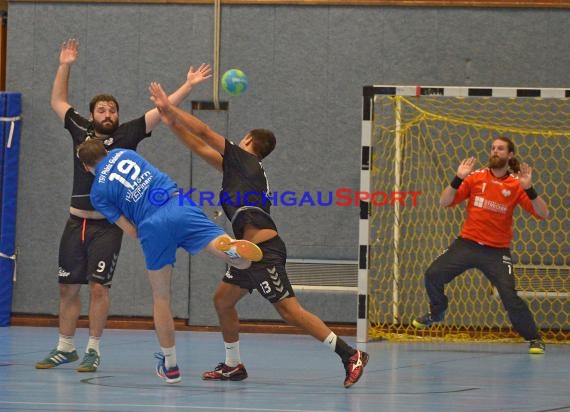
[221,69,248,96]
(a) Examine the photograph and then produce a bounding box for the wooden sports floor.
[0,325,569,412]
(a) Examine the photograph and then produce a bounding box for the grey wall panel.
[540,10,570,86]
[7,3,570,325]
[269,7,352,259]
[234,289,357,324]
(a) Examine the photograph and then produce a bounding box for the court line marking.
[0,401,329,412]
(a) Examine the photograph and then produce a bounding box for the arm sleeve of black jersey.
[64,107,92,145]
[222,138,232,156]
[124,115,152,145]
[223,139,244,166]
[221,139,233,172]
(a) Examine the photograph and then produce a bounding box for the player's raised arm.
[149,82,225,168]
[51,38,78,122]
[144,63,212,133]
[517,163,549,219]
[440,157,476,207]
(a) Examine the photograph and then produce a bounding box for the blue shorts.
[138,196,225,270]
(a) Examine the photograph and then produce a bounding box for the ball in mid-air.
[221,69,248,96]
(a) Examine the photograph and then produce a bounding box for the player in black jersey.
[150,82,369,388]
[35,39,212,372]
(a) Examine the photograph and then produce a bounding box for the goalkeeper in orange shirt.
[412,136,549,354]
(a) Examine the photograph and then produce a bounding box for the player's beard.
[488,155,508,169]
[92,118,119,136]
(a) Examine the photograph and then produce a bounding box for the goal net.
[358,86,569,343]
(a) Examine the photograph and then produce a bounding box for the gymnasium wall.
[6,2,570,325]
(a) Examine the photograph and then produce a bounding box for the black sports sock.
[335,338,356,363]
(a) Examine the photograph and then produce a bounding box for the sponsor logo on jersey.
[474,196,508,214]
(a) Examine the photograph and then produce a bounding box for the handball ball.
[221,69,248,96]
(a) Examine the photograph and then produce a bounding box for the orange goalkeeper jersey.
[449,168,542,248]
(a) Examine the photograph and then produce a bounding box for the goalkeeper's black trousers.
[424,237,540,341]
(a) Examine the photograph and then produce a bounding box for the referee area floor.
[1,326,569,412]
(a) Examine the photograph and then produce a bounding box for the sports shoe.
[215,235,263,262]
[35,348,79,369]
[412,311,445,328]
[202,362,248,381]
[77,349,100,372]
[154,352,181,384]
[528,339,546,354]
[343,350,369,388]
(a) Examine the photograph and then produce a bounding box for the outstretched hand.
[149,82,176,126]
[59,38,79,65]
[186,63,212,87]
[457,157,476,179]
[516,162,533,189]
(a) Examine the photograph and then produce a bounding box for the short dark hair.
[89,94,120,114]
[249,129,276,159]
[76,139,107,167]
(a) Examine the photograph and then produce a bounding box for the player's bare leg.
[148,265,181,383]
[35,284,81,369]
[202,283,249,381]
[76,282,109,372]
[274,297,369,388]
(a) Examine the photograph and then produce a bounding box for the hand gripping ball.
[221,69,248,96]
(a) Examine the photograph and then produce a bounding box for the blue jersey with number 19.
[90,149,177,226]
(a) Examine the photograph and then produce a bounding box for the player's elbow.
[50,98,60,113]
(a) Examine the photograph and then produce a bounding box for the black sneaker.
[528,339,545,355]
[412,312,445,328]
[202,362,248,381]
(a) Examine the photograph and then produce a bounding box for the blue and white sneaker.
[154,352,181,384]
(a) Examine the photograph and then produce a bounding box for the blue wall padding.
[0,92,22,326]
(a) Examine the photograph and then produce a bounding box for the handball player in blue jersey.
[76,138,262,384]
[149,81,368,389]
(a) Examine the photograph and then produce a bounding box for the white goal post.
[357,85,570,343]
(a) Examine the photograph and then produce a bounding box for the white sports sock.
[57,334,75,353]
[224,341,241,367]
[323,332,337,352]
[86,336,101,355]
[161,346,177,369]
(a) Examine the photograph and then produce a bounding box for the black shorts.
[223,235,295,303]
[58,215,123,286]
